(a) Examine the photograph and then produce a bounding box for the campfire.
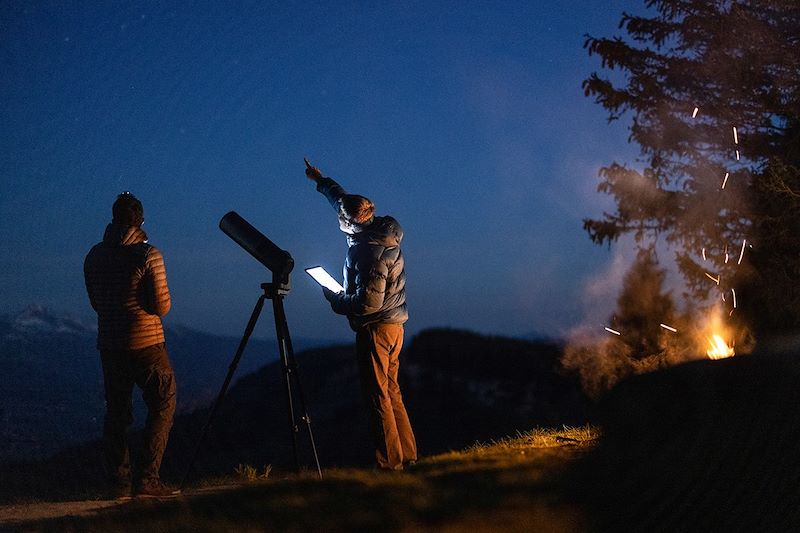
[706,333,734,359]
[702,306,736,360]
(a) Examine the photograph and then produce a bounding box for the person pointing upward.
[305,159,417,471]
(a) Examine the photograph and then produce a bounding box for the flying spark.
[732,288,737,308]
[736,150,740,161]
[604,327,621,336]
[702,248,707,261]
[733,126,739,144]
[737,239,746,264]
[705,272,720,285]
[722,172,730,189]
[692,107,699,118]
[660,323,678,332]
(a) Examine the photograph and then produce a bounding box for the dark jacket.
[84,224,171,351]
[317,177,408,330]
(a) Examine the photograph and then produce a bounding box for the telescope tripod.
[181,282,322,488]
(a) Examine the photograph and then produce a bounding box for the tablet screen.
[305,266,344,293]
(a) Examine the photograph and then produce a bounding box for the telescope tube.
[219,211,294,282]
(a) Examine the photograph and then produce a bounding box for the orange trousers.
[355,323,417,470]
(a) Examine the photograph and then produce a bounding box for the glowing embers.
[702,306,736,360]
[706,334,735,359]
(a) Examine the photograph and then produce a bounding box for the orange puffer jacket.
[84,224,171,351]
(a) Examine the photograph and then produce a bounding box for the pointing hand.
[304,158,323,182]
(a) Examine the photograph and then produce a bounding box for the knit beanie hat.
[340,194,375,225]
[112,192,144,226]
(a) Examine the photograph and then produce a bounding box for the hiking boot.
[135,479,181,499]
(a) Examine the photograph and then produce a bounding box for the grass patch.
[233,463,272,482]
[21,426,598,532]
[463,425,600,453]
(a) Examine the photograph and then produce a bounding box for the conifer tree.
[611,247,677,360]
[583,0,800,335]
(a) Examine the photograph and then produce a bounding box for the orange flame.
[707,334,734,359]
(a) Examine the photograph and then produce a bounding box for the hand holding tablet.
[305,266,344,294]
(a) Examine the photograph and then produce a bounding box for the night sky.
[1,1,647,341]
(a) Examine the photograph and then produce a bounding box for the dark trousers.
[355,323,417,470]
[100,343,176,484]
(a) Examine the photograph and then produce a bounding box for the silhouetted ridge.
[165,328,586,478]
[0,328,587,502]
[406,327,563,379]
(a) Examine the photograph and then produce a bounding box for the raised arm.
[305,158,346,212]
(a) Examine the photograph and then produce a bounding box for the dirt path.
[0,484,242,529]
[0,499,130,527]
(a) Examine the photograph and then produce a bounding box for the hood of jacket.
[102,223,148,246]
[347,216,402,248]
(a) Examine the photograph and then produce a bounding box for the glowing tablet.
[305,266,344,293]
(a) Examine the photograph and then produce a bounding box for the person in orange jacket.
[84,192,178,498]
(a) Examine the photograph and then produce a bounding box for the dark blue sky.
[1,1,646,341]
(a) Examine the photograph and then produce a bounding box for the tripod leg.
[272,295,300,472]
[272,296,323,479]
[179,295,266,489]
[284,322,323,479]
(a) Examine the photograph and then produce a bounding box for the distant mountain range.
[0,305,334,462]
[1,323,589,502]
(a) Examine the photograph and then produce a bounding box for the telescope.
[182,212,321,486]
[219,211,294,285]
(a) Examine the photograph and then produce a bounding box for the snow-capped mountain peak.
[7,304,95,337]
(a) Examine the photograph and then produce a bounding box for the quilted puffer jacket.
[84,224,171,351]
[317,177,408,330]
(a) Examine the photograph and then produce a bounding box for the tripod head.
[262,280,290,298]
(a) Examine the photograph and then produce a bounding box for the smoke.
[561,243,750,399]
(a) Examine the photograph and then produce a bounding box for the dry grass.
[11,426,598,532]
[463,425,600,453]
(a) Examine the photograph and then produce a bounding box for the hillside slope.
[568,350,800,532]
[0,427,598,532]
[164,328,588,478]
[0,328,587,503]
[4,346,800,531]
